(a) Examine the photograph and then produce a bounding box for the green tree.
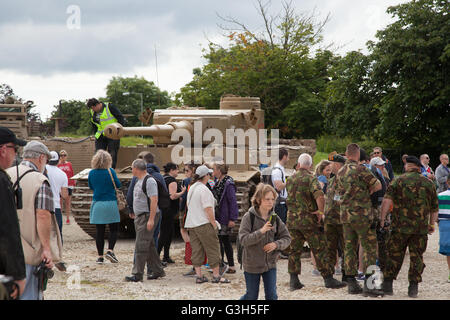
[176,0,331,138]
[106,76,172,127]
[323,51,379,139]
[369,0,450,154]
[48,100,91,135]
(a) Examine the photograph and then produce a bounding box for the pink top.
[57,162,76,187]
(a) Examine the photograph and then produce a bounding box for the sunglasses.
[60,154,67,157]
[374,151,381,154]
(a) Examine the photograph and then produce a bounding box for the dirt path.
[45,220,450,300]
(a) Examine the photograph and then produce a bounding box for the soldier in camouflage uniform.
[287,153,346,291]
[334,143,383,297]
[380,156,439,298]
[324,154,347,282]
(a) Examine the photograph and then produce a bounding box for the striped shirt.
[438,189,450,221]
[21,161,55,214]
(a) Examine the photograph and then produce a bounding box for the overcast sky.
[0,0,409,120]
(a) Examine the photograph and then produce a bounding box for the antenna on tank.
[154,44,160,108]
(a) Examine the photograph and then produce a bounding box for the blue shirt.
[88,168,121,201]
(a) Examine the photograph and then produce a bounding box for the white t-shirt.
[46,164,69,209]
[184,182,215,228]
[271,162,287,200]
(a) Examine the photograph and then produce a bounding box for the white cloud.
[0,0,411,120]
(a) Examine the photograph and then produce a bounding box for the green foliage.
[368,0,450,154]
[48,100,91,136]
[106,76,172,127]
[324,51,379,139]
[316,135,380,154]
[176,1,331,138]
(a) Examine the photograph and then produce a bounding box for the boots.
[381,278,393,296]
[289,273,305,291]
[346,276,363,294]
[408,282,418,298]
[362,277,384,297]
[324,276,347,289]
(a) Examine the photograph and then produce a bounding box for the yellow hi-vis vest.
[90,103,118,139]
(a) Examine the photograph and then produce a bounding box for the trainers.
[183,268,197,277]
[105,251,119,263]
[96,257,104,264]
[356,272,365,281]
[219,263,229,276]
[311,269,321,276]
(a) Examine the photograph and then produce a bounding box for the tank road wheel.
[231,178,258,242]
[71,180,135,239]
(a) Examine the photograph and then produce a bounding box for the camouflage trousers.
[324,223,344,270]
[342,219,377,276]
[288,226,334,277]
[384,231,428,283]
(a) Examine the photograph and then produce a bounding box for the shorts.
[439,220,450,256]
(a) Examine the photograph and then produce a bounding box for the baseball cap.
[195,165,213,178]
[370,157,386,167]
[328,151,346,164]
[0,126,27,146]
[23,141,52,158]
[49,151,59,165]
[405,156,423,168]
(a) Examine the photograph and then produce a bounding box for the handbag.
[107,168,126,211]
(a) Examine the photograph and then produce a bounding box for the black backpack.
[261,166,283,189]
[142,174,171,211]
[236,212,280,269]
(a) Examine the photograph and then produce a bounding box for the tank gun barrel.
[104,121,193,140]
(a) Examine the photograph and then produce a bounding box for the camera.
[0,275,18,300]
[34,260,54,279]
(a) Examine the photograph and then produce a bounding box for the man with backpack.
[125,159,165,282]
[267,148,289,224]
[126,152,170,250]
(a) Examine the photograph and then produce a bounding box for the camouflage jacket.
[385,171,439,235]
[335,160,381,224]
[324,176,341,225]
[286,168,324,230]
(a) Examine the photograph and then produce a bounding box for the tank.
[70,95,316,239]
[0,100,30,139]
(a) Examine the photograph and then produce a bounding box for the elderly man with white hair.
[6,141,62,300]
[286,153,346,291]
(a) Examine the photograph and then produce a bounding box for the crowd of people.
[1,122,449,300]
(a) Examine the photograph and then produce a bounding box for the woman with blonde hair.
[88,150,121,264]
[315,160,332,193]
[238,183,291,300]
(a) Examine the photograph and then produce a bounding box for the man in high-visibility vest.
[87,98,126,169]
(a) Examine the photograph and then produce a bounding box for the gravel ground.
[45,220,450,300]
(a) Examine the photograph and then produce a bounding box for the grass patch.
[313,151,329,166]
[120,136,153,146]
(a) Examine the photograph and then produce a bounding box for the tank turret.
[103,96,264,144]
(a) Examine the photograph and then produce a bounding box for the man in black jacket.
[87,98,126,169]
[0,127,27,299]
